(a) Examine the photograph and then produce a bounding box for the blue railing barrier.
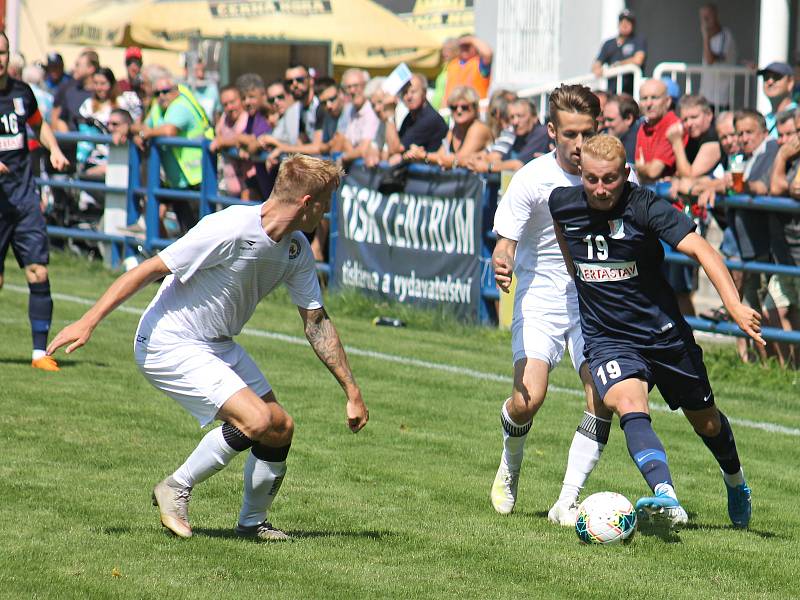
[36,133,798,344]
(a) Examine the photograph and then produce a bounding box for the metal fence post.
[145,143,162,253]
[102,141,130,268]
[199,139,216,217]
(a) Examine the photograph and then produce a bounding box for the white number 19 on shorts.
[596,360,622,385]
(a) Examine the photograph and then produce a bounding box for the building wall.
[627,0,761,74]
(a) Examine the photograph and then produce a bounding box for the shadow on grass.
[0,357,110,368]
[681,522,781,539]
[192,528,394,541]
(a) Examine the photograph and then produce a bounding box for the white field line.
[6,283,799,438]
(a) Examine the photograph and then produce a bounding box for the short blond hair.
[271,154,344,203]
[581,134,627,167]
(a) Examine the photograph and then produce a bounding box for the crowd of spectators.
[14,0,800,363]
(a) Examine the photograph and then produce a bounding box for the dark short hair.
[314,76,337,96]
[776,108,796,127]
[220,83,241,97]
[80,50,100,73]
[734,108,767,132]
[549,84,601,127]
[608,93,639,122]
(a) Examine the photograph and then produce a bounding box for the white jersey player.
[490,85,636,524]
[48,155,369,541]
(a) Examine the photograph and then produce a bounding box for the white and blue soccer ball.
[575,491,637,545]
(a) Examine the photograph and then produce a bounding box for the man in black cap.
[591,9,646,95]
[43,52,70,95]
[757,61,796,138]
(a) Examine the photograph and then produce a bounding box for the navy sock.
[28,280,53,351]
[698,411,741,475]
[619,412,673,492]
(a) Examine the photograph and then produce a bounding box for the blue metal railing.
[36,133,800,343]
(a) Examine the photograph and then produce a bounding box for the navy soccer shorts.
[0,202,49,274]
[587,337,714,411]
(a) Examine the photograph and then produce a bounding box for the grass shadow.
[0,357,110,368]
[681,522,782,539]
[192,528,393,541]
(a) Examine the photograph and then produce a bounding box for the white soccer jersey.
[493,151,583,314]
[137,204,322,343]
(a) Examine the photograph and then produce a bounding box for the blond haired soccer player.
[490,85,638,524]
[548,135,759,528]
[48,155,369,541]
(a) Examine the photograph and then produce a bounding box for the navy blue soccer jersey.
[0,78,40,208]
[548,182,696,352]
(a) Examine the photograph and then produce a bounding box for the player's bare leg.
[25,264,58,371]
[490,358,548,515]
[603,379,688,528]
[683,405,751,528]
[548,363,612,526]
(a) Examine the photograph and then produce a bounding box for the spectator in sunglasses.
[257,80,302,158]
[285,64,318,140]
[427,86,491,168]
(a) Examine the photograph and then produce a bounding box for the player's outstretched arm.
[46,256,172,356]
[676,232,766,346]
[553,223,577,280]
[492,236,517,293]
[298,306,369,433]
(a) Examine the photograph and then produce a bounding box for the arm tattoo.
[304,308,357,390]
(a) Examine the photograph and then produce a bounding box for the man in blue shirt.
[591,9,646,95]
[548,134,762,529]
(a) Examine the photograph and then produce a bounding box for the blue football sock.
[698,411,742,475]
[28,280,53,352]
[619,412,674,492]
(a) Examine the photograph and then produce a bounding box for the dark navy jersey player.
[0,31,69,370]
[549,134,762,530]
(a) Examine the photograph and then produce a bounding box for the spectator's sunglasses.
[763,71,787,82]
[285,76,307,85]
[154,87,174,97]
[449,103,473,113]
[267,93,286,103]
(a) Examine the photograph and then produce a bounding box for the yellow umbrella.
[49,0,440,69]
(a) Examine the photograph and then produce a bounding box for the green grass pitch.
[0,251,797,599]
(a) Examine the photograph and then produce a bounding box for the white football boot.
[490,462,519,515]
[547,499,580,527]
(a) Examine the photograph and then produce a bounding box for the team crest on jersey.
[608,219,625,239]
[13,97,25,116]
[288,238,301,259]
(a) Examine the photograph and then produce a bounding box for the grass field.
[1,251,798,599]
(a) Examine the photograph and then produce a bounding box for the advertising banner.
[334,164,484,320]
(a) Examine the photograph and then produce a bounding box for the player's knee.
[510,387,544,419]
[688,410,721,437]
[24,264,48,284]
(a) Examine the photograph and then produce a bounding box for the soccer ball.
[575,491,637,545]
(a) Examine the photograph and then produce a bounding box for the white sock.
[654,482,678,501]
[32,349,46,360]
[501,399,531,473]
[172,426,241,488]
[238,452,287,527]
[722,467,745,487]
[558,431,605,504]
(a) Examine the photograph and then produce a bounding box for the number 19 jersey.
[548,182,696,353]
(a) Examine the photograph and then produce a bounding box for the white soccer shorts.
[511,304,585,373]
[134,335,271,427]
